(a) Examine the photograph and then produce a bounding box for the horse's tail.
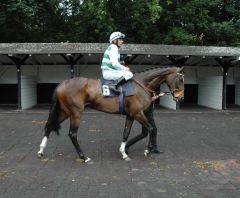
[44,90,61,136]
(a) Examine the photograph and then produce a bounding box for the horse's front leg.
[144,104,163,156]
[119,115,134,161]
[125,111,153,156]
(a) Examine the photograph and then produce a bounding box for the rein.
[133,71,184,101]
[132,77,155,94]
[132,77,170,101]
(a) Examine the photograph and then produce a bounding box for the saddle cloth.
[100,79,134,114]
[100,79,134,97]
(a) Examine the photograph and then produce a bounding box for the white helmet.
[109,32,125,43]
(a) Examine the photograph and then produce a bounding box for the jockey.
[101,32,133,94]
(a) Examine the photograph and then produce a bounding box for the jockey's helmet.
[109,32,125,43]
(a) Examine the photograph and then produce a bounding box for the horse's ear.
[177,67,184,73]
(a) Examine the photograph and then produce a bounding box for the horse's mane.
[134,66,177,75]
[134,66,178,81]
[133,66,164,74]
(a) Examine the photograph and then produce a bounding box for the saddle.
[100,79,134,114]
[100,79,134,97]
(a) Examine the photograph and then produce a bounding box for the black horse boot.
[109,77,126,95]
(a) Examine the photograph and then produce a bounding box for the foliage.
[168,0,240,46]
[0,0,239,46]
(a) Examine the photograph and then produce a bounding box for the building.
[0,43,239,110]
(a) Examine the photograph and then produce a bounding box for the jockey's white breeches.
[102,70,133,81]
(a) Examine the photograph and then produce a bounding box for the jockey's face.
[114,38,124,47]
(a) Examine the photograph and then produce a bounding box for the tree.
[0,0,38,42]
[0,0,239,46]
[0,0,68,42]
[106,0,163,43]
[71,0,115,42]
[159,0,240,46]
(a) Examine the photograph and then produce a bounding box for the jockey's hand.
[159,92,165,97]
[122,60,129,66]
[125,66,131,71]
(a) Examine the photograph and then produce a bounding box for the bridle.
[133,72,184,101]
[170,72,184,94]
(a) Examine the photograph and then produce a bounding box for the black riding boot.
[148,132,164,154]
[109,77,126,94]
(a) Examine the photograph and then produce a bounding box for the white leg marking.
[119,142,129,160]
[38,136,48,157]
[84,157,91,163]
[119,142,126,153]
[144,149,150,156]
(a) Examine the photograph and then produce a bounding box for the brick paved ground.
[0,107,240,198]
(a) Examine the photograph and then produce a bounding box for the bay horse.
[37,66,184,162]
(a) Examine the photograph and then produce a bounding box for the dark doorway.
[181,84,198,107]
[37,83,58,104]
[0,84,18,104]
[226,85,235,105]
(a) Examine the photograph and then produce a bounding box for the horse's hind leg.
[119,115,134,161]
[38,131,49,158]
[68,114,90,163]
[38,111,68,158]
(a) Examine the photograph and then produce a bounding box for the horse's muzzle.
[178,97,184,102]
[173,96,184,102]
[173,90,184,102]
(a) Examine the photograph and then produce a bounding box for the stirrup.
[109,85,120,94]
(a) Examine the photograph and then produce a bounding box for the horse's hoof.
[76,157,92,163]
[76,158,85,163]
[150,149,164,154]
[124,157,131,162]
[144,149,150,157]
[37,152,44,158]
[121,152,129,160]
[84,157,91,163]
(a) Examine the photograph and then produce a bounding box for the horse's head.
[135,66,184,102]
[165,67,184,102]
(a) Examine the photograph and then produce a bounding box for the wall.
[198,76,223,110]
[0,64,239,108]
[21,75,37,109]
[235,68,240,106]
[159,83,177,110]
[0,66,17,83]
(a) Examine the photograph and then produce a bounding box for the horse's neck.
[147,77,165,91]
[137,67,176,91]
